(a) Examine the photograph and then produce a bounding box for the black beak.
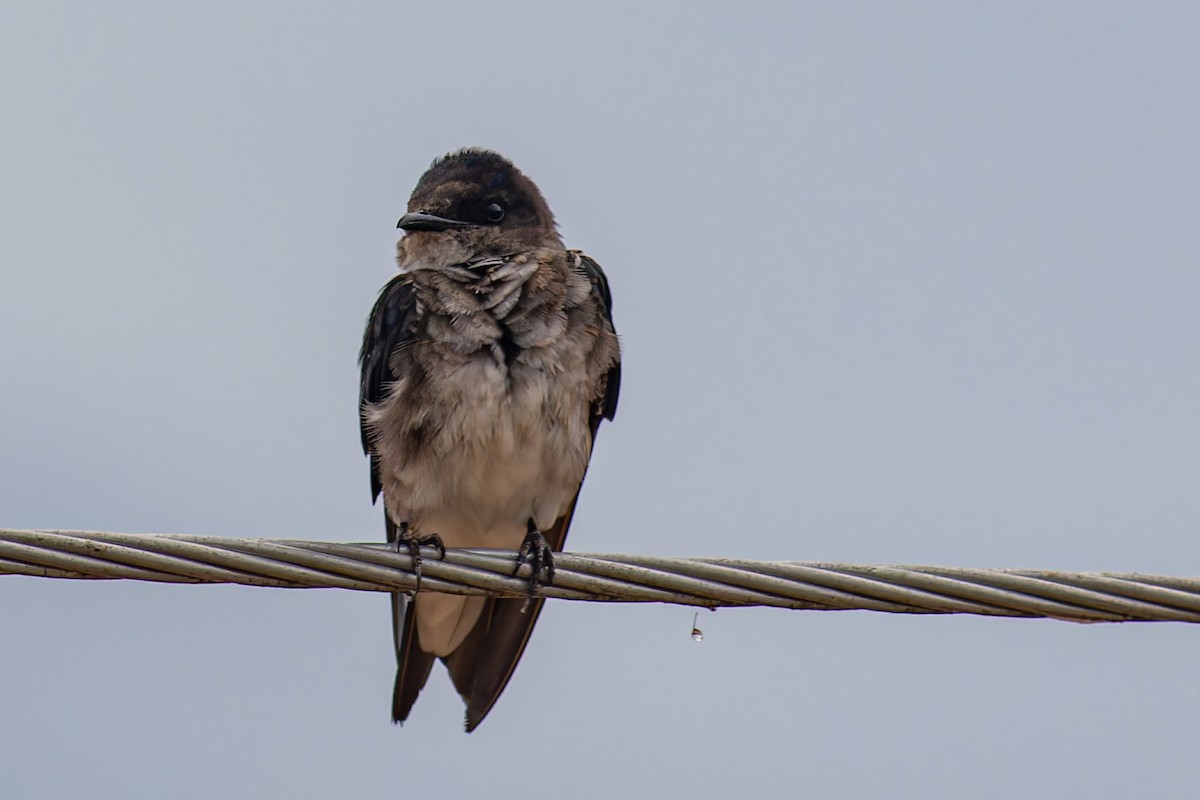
[397,212,474,232]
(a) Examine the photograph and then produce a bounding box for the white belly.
[380,356,591,542]
[374,356,594,656]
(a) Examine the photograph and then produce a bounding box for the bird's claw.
[515,525,555,606]
[394,522,446,592]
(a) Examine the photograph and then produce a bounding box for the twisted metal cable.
[3,528,1199,623]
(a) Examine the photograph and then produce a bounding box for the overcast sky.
[2,2,1199,797]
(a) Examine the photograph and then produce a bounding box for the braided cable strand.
[2,528,1199,623]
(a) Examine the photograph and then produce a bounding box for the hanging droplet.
[690,611,704,642]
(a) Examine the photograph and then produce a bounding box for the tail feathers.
[453,597,549,732]
[445,505,574,732]
[388,500,577,731]
[440,599,492,701]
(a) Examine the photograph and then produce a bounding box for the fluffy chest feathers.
[364,250,614,543]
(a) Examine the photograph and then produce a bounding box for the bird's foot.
[515,521,554,611]
[393,522,446,592]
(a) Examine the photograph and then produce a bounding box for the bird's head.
[397,149,562,265]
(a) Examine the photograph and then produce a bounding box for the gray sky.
[2,2,1199,797]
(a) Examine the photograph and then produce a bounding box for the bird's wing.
[389,520,436,724]
[359,274,439,722]
[577,251,621,430]
[359,273,418,503]
[446,251,622,731]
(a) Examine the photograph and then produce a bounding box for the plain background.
[2,2,1198,797]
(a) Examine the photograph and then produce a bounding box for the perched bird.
[359,149,621,731]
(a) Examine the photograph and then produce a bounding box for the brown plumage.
[359,149,620,731]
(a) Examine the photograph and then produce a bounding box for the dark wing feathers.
[388,516,436,724]
[359,274,417,502]
[391,593,436,722]
[576,252,621,429]
[362,278,434,724]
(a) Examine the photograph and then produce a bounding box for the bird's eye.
[484,202,505,223]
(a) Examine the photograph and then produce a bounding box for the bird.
[358,148,621,731]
